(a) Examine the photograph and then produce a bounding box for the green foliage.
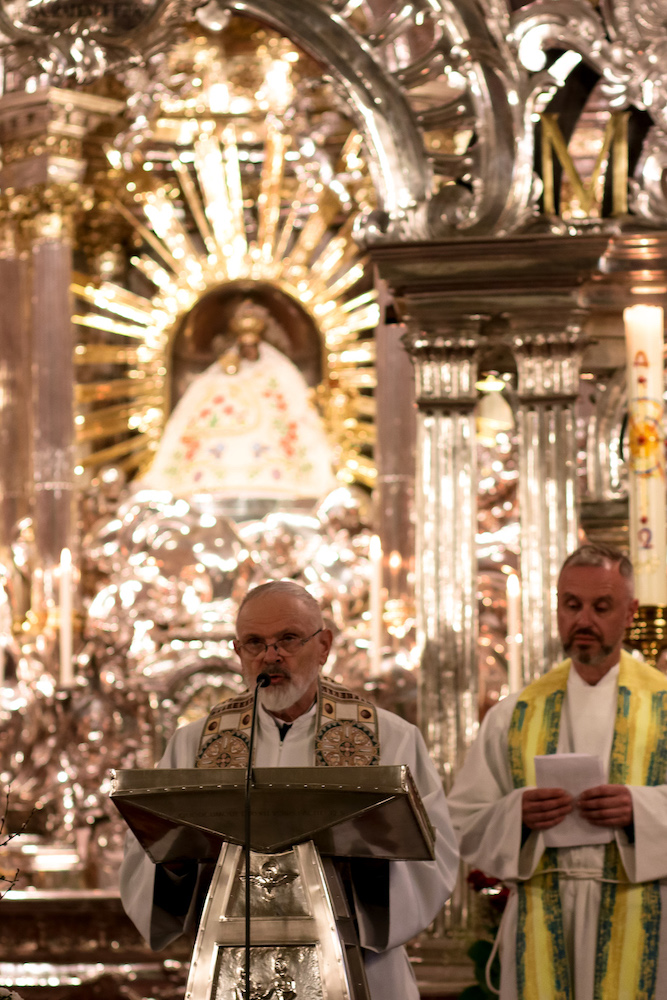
[459,938,500,999]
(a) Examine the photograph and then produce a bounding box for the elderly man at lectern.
[120,580,459,1000]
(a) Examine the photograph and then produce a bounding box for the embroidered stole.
[195,677,380,768]
[508,650,667,1000]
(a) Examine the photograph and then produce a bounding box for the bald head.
[237,580,324,627]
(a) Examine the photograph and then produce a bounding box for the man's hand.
[522,787,574,830]
[578,784,633,827]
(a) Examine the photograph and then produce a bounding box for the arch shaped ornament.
[0,0,538,237]
[72,25,381,489]
[218,0,430,238]
[215,0,536,238]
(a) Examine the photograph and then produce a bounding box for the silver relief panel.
[227,851,310,918]
[212,946,322,1000]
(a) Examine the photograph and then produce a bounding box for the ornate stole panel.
[195,677,380,768]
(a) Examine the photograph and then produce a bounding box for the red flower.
[467,869,510,913]
[468,869,501,891]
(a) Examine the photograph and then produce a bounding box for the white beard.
[259,676,311,714]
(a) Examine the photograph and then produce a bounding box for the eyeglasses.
[235,628,324,658]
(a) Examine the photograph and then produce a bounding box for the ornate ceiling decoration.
[221,0,535,238]
[3,0,667,234]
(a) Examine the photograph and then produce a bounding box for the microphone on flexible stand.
[244,671,271,1000]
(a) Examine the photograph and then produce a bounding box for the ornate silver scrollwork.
[0,0,208,82]
[511,0,667,220]
[212,0,537,239]
[4,0,667,239]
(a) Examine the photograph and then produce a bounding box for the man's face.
[557,562,638,674]
[233,591,333,722]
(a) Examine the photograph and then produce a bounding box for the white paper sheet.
[534,753,614,847]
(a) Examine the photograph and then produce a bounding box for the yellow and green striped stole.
[508,650,667,1000]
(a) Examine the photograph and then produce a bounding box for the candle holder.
[625,605,667,671]
[383,598,415,641]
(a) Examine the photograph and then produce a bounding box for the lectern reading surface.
[112,766,435,1000]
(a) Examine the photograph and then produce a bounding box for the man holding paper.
[448,544,667,999]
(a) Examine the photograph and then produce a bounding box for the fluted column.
[0,87,124,629]
[374,294,416,645]
[403,319,483,787]
[511,316,587,681]
[27,191,78,603]
[0,201,31,549]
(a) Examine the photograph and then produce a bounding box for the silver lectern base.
[185,841,370,1000]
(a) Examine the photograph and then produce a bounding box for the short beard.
[260,678,307,714]
[255,666,318,715]
[563,637,614,667]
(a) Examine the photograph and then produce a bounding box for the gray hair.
[560,544,633,582]
[237,580,323,622]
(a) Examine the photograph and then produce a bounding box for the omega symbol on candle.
[638,526,653,550]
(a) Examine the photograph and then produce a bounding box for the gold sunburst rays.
[72,268,169,475]
[74,37,379,489]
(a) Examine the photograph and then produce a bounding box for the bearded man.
[120,580,459,1000]
[448,543,667,999]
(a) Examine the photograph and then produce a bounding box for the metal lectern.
[111,766,435,1000]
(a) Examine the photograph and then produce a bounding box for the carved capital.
[8,182,91,244]
[0,87,124,190]
[402,320,484,408]
[508,320,588,401]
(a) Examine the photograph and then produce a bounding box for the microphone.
[243,671,271,999]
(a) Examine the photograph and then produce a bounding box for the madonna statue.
[140,300,337,510]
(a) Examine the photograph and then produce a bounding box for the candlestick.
[369,534,383,676]
[59,548,74,687]
[388,550,402,598]
[506,572,522,693]
[624,304,667,606]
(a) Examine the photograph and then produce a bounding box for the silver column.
[28,198,76,604]
[374,293,416,644]
[511,318,587,681]
[0,203,31,549]
[403,321,483,787]
[0,87,124,624]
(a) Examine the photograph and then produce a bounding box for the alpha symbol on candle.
[634,350,649,367]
